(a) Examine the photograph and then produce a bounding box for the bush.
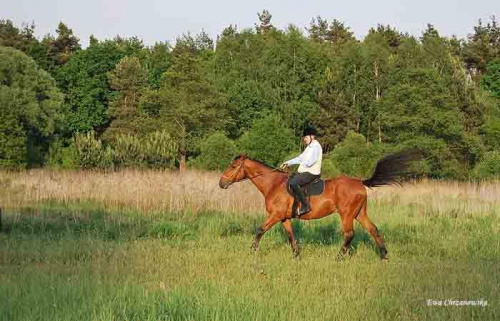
[51,130,176,170]
[190,132,237,170]
[482,115,500,150]
[238,114,296,166]
[472,151,500,180]
[46,138,78,170]
[141,130,177,168]
[397,136,467,179]
[321,158,341,178]
[112,131,177,169]
[74,131,113,169]
[112,134,144,167]
[329,131,386,178]
[0,107,26,169]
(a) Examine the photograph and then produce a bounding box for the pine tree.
[256,10,274,34]
[50,22,81,66]
[463,17,500,77]
[141,38,227,171]
[104,57,148,141]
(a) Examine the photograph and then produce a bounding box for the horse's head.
[219,154,248,189]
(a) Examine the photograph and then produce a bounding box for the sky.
[2,0,499,47]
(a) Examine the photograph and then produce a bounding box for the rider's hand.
[279,163,288,171]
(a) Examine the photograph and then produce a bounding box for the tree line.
[1,11,499,179]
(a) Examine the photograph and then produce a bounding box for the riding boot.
[291,184,311,216]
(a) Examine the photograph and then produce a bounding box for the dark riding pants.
[289,172,320,207]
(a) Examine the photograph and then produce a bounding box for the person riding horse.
[280,125,323,216]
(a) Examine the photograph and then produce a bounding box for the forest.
[1,11,499,179]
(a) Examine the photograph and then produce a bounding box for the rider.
[280,125,323,216]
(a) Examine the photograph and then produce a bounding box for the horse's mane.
[234,155,286,173]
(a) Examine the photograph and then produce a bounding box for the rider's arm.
[285,152,304,166]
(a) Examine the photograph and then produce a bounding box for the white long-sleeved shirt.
[285,140,322,175]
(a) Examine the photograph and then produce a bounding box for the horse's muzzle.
[219,180,231,189]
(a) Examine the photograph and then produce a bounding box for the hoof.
[381,257,389,262]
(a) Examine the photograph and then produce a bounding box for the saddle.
[286,174,325,217]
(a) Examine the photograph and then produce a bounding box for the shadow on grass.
[2,203,447,260]
[0,206,202,241]
[1,205,263,242]
[292,219,342,245]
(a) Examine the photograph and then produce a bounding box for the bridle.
[221,159,246,181]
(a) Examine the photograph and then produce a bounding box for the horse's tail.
[362,149,422,188]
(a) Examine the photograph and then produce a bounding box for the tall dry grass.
[1,169,499,216]
[0,169,264,214]
[370,179,500,216]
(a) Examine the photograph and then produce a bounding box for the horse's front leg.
[252,215,281,252]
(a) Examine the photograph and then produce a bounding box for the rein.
[241,168,282,182]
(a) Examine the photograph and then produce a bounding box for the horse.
[218,150,420,260]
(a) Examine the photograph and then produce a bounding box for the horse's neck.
[245,160,285,197]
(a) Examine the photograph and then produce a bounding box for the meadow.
[0,169,499,321]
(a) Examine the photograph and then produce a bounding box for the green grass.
[0,201,499,321]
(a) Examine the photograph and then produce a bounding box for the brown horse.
[218,150,419,260]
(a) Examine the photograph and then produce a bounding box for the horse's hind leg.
[356,200,388,261]
[336,196,366,260]
[337,216,355,260]
[281,218,299,257]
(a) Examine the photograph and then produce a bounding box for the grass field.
[1,170,499,321]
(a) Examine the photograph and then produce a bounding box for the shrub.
[238,114,296,166]
[321,158,341,178]
[190,132,237,170]
[141,130,177,168]
[46,138,78,170]
[112,134,144,167]
[397,136,467,179]
[74,131,113,169]
[482,115,500,150]
[329,131,385,178]
[472,151,500,180]
[111,131,177,169]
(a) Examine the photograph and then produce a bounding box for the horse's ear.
[233,154,246,161]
